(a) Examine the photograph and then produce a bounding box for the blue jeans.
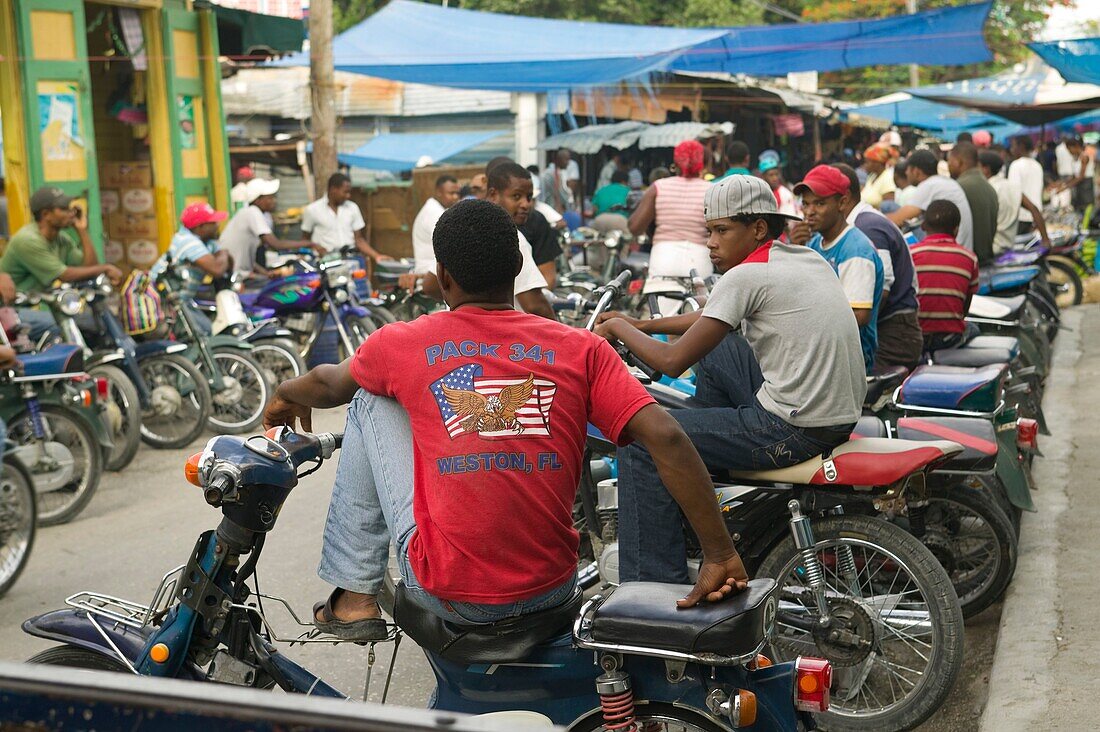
[617,334,853,584]
[319,389,576,625]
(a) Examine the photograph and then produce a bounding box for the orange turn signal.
[736,690,757,727]
[307,278,322,288]
[149,643,170,664]
[352,268,367,280]
[185,452,203,487]
[753,654,773,669]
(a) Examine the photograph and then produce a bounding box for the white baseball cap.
[880,130,903,148]
[245,178,280,203]
[704,174,802,222]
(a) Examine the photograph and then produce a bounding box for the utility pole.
[907,0,919,87]
[310,0,338,192]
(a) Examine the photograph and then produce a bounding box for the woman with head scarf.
[628,140,713,314]
[861,143,900,209]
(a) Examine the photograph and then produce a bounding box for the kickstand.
[362,643,376,702]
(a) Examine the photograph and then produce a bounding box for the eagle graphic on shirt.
[430,365,556,439]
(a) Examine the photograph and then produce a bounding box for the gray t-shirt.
[907,175,974,251]
[220,204,274,274]
[702,241,866,427]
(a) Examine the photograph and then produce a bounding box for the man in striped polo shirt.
[910,200,981,352]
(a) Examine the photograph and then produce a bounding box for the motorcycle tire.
[204,349,271,435]
[1046,257,1084,308]
[0,454,36,598]
[919,482,1017,619]
[364,302,398,328]
[756,514,964,732]
[139,353,212,449]
[337,315,377,361]
[8,405,102,526]
[250,337,306,388]
[88,364,142,472]
[28,645,131,672]
[976,474,1022,538]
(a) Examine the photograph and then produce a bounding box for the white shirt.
[221,205,274,274]
[411,197,446,274]
[1008,156,1044,223]
[775,185,800,218]
[988,175,1022,254]
[907,175,975,251]
[1055,142,1075,177]
[540,160,580,211]
[301,196,365,252]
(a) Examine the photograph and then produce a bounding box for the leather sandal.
[312,588,388,641]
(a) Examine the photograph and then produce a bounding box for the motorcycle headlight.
[57,289,84,316]
[333,288,349,303]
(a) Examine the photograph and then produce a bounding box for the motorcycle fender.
[21,609,202,680]
[995,431,1037,512]
[205,335,253,351]
[339,303,369,319]
[245,321,293,341]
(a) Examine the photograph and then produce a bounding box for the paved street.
[0,307,1094,726]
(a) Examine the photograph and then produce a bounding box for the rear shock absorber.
[22,387,47,440]
[596,671,637,731]
[828,505,860,595]
[788,500,831,626]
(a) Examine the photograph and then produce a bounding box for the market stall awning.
[845,93,1018,136]
[273,0,992,92]
[906,64,1100,126]
[213,4,304,59]
[1029,38,1100,86]
[337,131,504,172]
[535,122,649,154]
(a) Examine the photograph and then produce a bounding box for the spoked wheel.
[28,645,131,672]
[757,515,964,732]
[139,354,212,449]
[916,483,1017,619]
[88,364,142,471]
[204,349,271,434]
[0,455,36,598]
[250,338,306,389]
[363,302,398,328]
[337,315,377,361]
[8,406,102,526]
[1046,257,1084,308]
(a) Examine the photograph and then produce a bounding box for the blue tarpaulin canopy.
[845,93,1019,137]
[337,130,504,171]
[1029,38,1100,86]
[907,65,1100,125]
[275,0,992,92]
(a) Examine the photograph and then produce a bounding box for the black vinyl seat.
[590,579,777,658]
[391,582,582,665]
[864,365,909,406]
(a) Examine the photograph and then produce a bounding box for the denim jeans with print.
[617,334,852,584]
[318,389,576,625]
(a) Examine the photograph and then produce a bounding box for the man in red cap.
[149,201,230,282]
[791,164,884,374]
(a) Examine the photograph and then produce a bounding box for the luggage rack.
[66,564,186,629]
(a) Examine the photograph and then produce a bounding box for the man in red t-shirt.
[910,199,981,352]
[265,199,748,640]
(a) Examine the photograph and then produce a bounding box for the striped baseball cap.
[704,174,802,222]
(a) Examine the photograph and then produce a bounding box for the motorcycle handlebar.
[615,343,664,383]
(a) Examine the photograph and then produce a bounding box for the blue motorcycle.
[22,428,829,731]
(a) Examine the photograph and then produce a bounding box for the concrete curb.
[978,308,1082,732]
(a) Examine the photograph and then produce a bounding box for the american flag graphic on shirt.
[430,364,556,439]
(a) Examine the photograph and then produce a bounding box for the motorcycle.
[995,229,1084,308]
[574,273,968,731]
[23,427,830,731]
[156,260,274,434]
[31,276,211,453]
[0,343,110,525]
[0,418,36,598]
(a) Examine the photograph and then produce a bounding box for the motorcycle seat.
[391,581,582,665]
[897,364,1007,412]
[645,381,693,410]
[896,417,997,473]
[978,265,1040,295]
[589,579,777,659]
[851,415,888,438]
[864,365,909,406]
[622,253,650,279]
[969,294,1025,320]
[726,438,961,486]
[931,335,1019,367]
[17,344,84,377]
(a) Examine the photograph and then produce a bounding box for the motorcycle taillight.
[794,656,831,713]
[1016,418,1039,451]
[95,377,110,401]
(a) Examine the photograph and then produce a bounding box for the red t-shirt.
[350,307,655,603]
[911,234,980,334]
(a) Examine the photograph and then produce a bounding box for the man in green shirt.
[948,141,999,266]
[591,170,631,215]
[1,186,122,340]
[717,140,752,180]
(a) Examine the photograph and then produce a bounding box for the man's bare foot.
[314,589,382,623]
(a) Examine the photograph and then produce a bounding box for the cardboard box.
[120,188,155,215]
[100,161,152,189]
[125,239,159,269]
[108,212,158,240]
[104,239,126,265]
[100,190,120,217]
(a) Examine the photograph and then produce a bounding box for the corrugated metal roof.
[400,84,511,117]
[221,67,403,120]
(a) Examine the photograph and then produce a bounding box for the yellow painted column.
[199,9,229,214]
[141,8,178,251]
[0,0,30,232]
